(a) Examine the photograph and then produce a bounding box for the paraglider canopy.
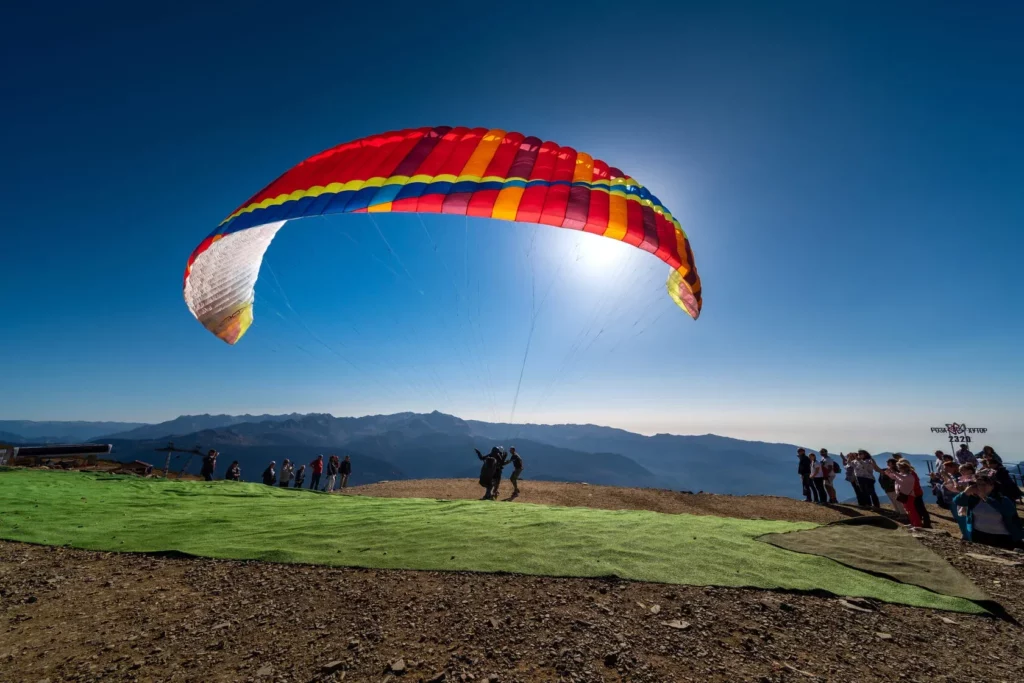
[184,126,702,344]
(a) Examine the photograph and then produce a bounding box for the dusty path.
[349,478,960,533]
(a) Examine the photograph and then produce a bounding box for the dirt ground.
[349,478,962,534]
[2,480,1023,683]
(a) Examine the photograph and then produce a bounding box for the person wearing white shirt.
[808,453,827,504]
[819,449,839,504]
[854,450,881,508]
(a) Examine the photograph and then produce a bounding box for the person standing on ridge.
[808,452,826,504]
[889,459,923,528]
[797,448,812,502]
[978,445,1003,467]
[310,455,324,490]
[475,447,500,500]
[842,452,863,505]
[324,454,340,492]
[492,447,511,499]
[294,464,306,489]
[200,449,219,482]
[262,461,277,486]
[910,460,932,528]
[956,444,978,468]
[819,449,839,504]
[877,457,906,520]
[509,447,524,497]
[339,455,352,489]
[855,450,881,508]
[225,460,241,481]
[279,459,294,488]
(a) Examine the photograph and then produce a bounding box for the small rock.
[875,633,893,640]
[389,658,406,673]
[322,660,344,674]
[780,662,817,678]
[965,552,1022,567]
[650,604,661,615]
[256,664,273,677]
[839,598,875,613]
[425,673,446,683]
[488,617,500,628]
[662,620,691,630]
[212,622,230,630]
[941,617,957,625]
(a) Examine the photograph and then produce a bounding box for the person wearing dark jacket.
[310,455,324,490]
[262,461,277,486]
[324,455,340,492]
[476,447,500,500]
[294,464,306,489]
[200,449,219,481]
[978,445,1003,467]
[492,448,511,499]
[340,455,352,489]
[509,447,524,496]
[980,453,1021,501]
[796,448,812,502]
[225,461,241,481]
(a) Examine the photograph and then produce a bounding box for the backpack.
[832,462,841,474]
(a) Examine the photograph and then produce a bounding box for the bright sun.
[575,231,632,272]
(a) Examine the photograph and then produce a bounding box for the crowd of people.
[197,450,353,492]
[797,445,1023,549]
[475,446,524,500]
[260,454,353,491]
[198,444,526,500]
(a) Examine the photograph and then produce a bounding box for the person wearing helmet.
[475,447,500,500]
[491,447,511,499]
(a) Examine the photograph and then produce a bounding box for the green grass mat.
[0,470,983,613]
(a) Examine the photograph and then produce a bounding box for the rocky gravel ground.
[2,482,1023,682]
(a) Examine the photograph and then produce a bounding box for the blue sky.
[2,1,1022,454]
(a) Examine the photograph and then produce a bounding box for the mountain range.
[4,412,1013,501]
[0,420,145,443]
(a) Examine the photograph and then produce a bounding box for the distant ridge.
[11,412,1005,501]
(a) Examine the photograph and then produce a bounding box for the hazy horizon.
[3,407,1015,458]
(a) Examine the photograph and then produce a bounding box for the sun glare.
[575,232,632,273]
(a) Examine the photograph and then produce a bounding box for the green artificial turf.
[0,469,983,613]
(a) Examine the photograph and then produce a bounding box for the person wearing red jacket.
[309,455,324,490]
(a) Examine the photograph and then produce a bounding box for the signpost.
[929,422,988,452]
[927,423,989,475]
